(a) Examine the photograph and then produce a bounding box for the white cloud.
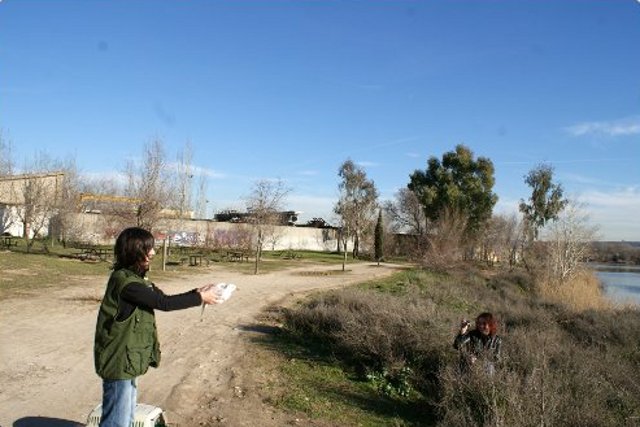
[577,187,640,241]
[164,162,226,179]
[355,160,379,168]
[566,117,640,137]
[561,172,607,186]
[81,170,127,185]
[580,187,640,208]
[191,165,227,179]
[493,197,522,220]
[494,190,640,240]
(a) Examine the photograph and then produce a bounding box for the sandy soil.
[0,261,403,427]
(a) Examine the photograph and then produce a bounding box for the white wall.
[0,205,22,236]
[63,213,342,252]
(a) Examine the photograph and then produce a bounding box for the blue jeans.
[100,378,137,427]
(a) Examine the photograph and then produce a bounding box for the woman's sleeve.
[453,333,470,350]
[121,282,202,311]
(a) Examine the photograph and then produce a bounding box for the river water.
[591,264,640,305]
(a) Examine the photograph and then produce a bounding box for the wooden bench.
[281,249,301,260]
[0,237,18,250]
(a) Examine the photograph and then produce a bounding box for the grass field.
[0,242,363,298]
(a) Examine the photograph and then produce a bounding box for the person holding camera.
[453,312,502,374]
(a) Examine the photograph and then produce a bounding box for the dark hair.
[476,312,498,336]
[113,227,155,271]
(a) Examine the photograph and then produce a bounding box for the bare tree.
[120,138,172,231]
[246,179,290,274]
[0,131,16,234]
[174,142,194,221]
[541,200,598,285]
[422,207,468,270]
[265,225,286,251]
[383,187,428,258]
[48,157,82,247]
[194,172,208,219]
[0,130,14,177]
[334,214,352,271]
[77,174,130,241]
[14,153,65,251]
[481,214,522,267]
[208,226,252,252]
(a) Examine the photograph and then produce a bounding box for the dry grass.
[538,269,610,312]
[276,266,640,426]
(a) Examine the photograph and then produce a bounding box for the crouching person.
[453,312,502,375]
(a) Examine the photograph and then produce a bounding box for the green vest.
[94,268,161,380]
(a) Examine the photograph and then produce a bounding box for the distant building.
[0,172,65,237]
[299,217,335,229]
[214,209,300,226]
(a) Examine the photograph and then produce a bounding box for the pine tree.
[374,209,384,265]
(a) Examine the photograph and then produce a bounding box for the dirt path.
[0,262,403,427]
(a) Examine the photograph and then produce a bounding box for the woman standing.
[94,227,222,427]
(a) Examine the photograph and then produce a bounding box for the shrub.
[283,286,451,393]
[278,267,640,426]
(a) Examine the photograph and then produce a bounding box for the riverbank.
[268,266,640,426]
[591,263,640,305]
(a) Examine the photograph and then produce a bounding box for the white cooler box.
[85,403,168,427]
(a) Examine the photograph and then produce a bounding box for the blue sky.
[1,1,639,240]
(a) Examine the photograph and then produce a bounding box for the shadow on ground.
[14,417,84,427]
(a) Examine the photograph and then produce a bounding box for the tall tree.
[383,187,427,236]
[519,164,568,241]
[174,142,194,221]
[246,179,290,275]
[543,200,597,285]
[408,144,497,238]
[0,131,15,234]
[0,130,14,176]
[374,209,384,265]
[121,138,172,231]
[14,153,65,251]
[334,159,379,264]
[194,172,208,219]
[48,157,82,246]
[481,214,522,267]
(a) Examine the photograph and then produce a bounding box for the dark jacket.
[453,330,502,364]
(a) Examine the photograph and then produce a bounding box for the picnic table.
[75,245,112,262]
[189,254,204,266]
[226,250,249,262]
[0,236,18,250]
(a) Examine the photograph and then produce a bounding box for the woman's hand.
[460,319,471,335]
[198,285,223,305]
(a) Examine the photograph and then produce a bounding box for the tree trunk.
[342,239,347,272]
